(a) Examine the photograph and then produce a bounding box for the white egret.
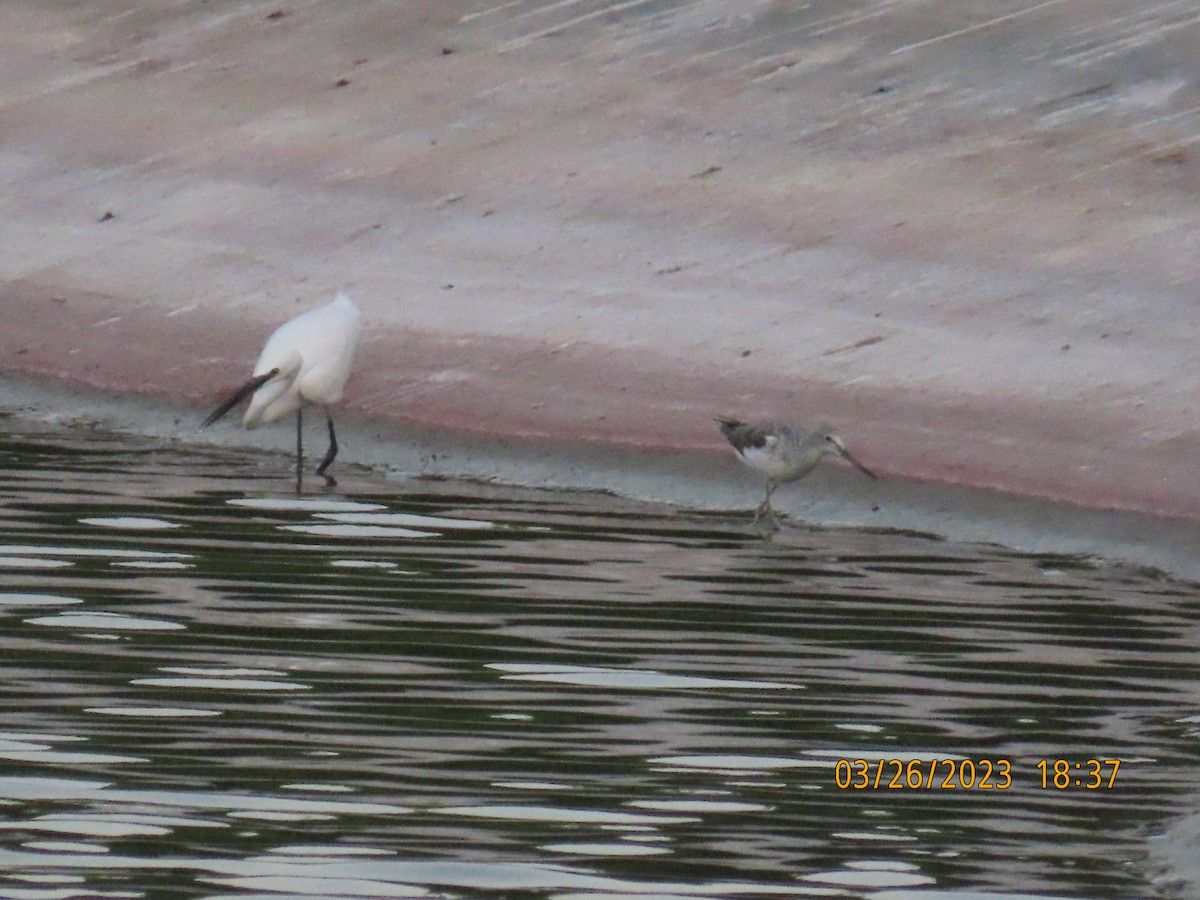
[202,293,361,492]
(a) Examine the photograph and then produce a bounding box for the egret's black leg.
[295,407,304,495]
[315,410,339,487]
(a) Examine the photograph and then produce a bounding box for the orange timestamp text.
[834,757,1122,790]
[835,758,1012,790]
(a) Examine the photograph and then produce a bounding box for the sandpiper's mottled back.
[716,417,876,527]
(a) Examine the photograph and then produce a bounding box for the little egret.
[716,418,876,527]
[202,293,361,492]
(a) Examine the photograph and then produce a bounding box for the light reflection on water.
[0,421,1198,899]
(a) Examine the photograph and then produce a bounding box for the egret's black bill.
[201,368,278,428]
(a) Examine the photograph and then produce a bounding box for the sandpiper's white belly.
[738,444,795,480]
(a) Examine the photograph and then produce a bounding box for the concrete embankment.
[1,2,1197,575]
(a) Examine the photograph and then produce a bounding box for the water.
[0,419,1198,899]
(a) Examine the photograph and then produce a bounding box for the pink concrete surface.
[1,2,1198,522]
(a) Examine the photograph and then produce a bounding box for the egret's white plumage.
[203,293,361,491]
[243,293,360,426]
[716,418,876,527]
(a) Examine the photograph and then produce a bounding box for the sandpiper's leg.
[295,408,304,494]
[754,482,778,526]
[315,409,339,488]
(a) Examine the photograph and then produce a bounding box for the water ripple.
[0,420,1195,898]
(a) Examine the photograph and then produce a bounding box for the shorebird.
[716,418,877,526]
[202,293,361,492]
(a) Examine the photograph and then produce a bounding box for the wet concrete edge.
[3,371,1196,584]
